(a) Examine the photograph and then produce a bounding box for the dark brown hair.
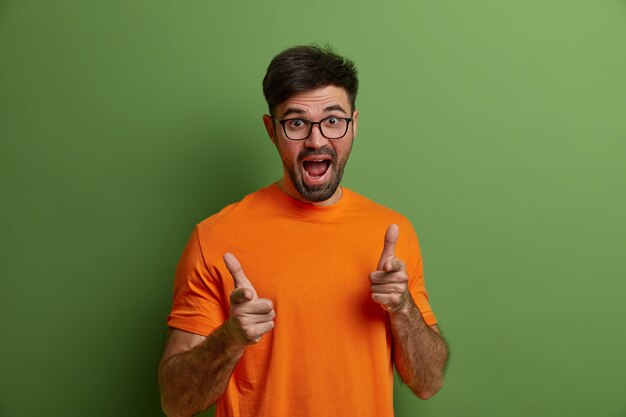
[262,45,359,115]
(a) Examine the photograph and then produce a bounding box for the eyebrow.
[281,104,348,118]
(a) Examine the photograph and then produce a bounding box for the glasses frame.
[272,115,353,141]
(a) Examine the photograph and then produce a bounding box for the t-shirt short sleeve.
[167,226,227,336]
[405,225,437,326]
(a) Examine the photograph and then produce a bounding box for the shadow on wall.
[121,117,267,417]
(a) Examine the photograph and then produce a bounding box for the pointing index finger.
[378,224,399,270]
[224,253,257,297]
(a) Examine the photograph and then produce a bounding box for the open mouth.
[302,158,332,178]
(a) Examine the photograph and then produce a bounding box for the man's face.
[263,85,359,203]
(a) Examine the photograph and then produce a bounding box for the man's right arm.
[159,252,275,417]
[158,325,245,417]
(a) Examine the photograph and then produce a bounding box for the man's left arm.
[370,224,449,399]
[388,295,448,399]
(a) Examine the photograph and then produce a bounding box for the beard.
[281,144,352,203]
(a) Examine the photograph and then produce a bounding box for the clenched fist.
[369,224,410,313]
[223,252,275,345]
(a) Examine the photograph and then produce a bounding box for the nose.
[304,124,328,149]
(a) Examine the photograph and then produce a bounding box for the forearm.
[159,322,246,417]
[389,296,448,399]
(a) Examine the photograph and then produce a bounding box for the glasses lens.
[320,117,349,139]
[284,119,311,140]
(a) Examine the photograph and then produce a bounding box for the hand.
[223,252,275,345]
[370,224,410,313]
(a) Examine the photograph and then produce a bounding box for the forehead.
[275,85,350,117]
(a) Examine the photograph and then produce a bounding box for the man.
[158,45,449,417]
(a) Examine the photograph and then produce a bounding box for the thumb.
[224,252,258,299]
[377,224,399,270]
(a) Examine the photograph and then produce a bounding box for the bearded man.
[158,45,449,417]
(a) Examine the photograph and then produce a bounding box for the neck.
[276,177,343,206]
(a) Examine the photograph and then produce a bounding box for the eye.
[322,117,345,130]
[286,119,308,130]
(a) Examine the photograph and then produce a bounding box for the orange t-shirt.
[167,184,437,417]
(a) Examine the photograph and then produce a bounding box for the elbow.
[160,385,216,417]
[160,398,180,417]
[159,377,209,417]
[160,397,180,417]
[411,377,444,400]
[415,387,438,400]
[160,394,187,417]
[159,375,186,417]
[161,396,208,417]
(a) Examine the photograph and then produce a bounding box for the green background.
[1,1,625,416]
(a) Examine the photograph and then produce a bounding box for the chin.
[295,170,342,202]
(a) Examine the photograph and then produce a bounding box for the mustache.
[297,146,336,162]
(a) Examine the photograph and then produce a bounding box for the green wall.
[1,1,625,416]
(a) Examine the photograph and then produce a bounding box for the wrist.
[221,319,249,355]
[389,293,420,320]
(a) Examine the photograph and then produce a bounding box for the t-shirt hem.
[167,317,218,337]
[420,311,437,327]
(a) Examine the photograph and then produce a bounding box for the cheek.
[335,140,353,157]
[277,142,301,164]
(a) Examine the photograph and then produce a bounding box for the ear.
[351,109,359,138]
[263,114,277,144]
